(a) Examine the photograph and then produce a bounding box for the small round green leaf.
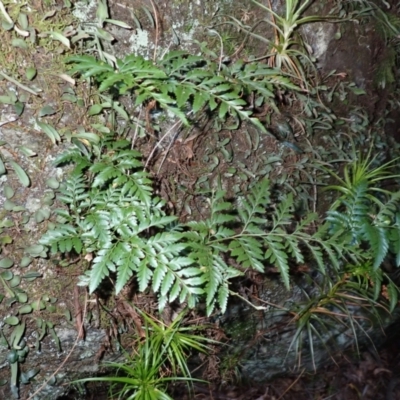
[14,101,24,117]
[16,292,27,303]
[4,200,16,211]
[4,316,19,326]
[19,257,32,268]
[42,193,55,206]
[24,245,45,256]
[3,185,14,199]
[9,275,21,288]
[64,309,72,321]
[38,105,56,117]
[22,271,42,279]
[21,214,30,224]
[2,219,14,228]
[17,146,36,157]
[35,209,50,223]
[31,300,45,311]
[7,349,18,363]
[0,270,13,280]
[8,161,30,187]
[87,104,103,116]
[0,258,14,269]
[0,158,6,175]
[12,205,26,212]
[25,67,37,81]
[11,38,28,49]
[1,21,13,30]
[18,305,32,315]
[45,177,59,189]
[0,235,12,245]
[0,95,15,105]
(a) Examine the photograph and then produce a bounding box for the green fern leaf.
[304,241,325,272]
[175,85,195,108]
[192,91,209,114]
[229,237,264,272]
[184,222,209,238]
[168,280,181,303]
[206,299,216,317]
[265,237,290,288]
[89,248,112,293]
[214,226,235,240]
[318,240,339,272]
[137,258,153,292]
[218,284,229,314]
[205,254,224,307]
[211,198,232,214]
[218,101,230,120]
[66,55,114,78]
[362,223,389,269]
[161,270,175,297]
[39,224,81,254]
[212,214,236,226]
[91,165,121,188]
[81,211,112,246]
[387,280,399,312]
[152,263,167,293]
[72,237,83,254]
[285,237,304,264]
[389,215,400,266]
[158,294,168,312]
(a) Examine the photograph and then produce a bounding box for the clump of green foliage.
[324,147,400,306]
[38,43,400,317]
[65,50,300,134]
[40,126,367,316]
[75,309,212,400]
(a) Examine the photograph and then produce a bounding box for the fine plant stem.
[131,108,143,150]
[0,71,40,96]
[229,290,268,311]
[206,29,224,71]
[148,0,159,62]
[277,368,305,400]
[145,119,183,170]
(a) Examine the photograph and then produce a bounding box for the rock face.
[3,328,107,400]
[220,275,394,383]
[0,0,398,399]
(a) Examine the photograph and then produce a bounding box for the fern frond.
[89,247,113,293]
[389,214,400,266]
[57,174,88,206]
[81,210,112,247]
[237,179,270,228]
[387,279,399,312]
[362,223,389,270]
[229,237,264,272]
[54,147,92,172]
[265,235,290,288]
[272,193,295,228]
[39,224,82,254]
